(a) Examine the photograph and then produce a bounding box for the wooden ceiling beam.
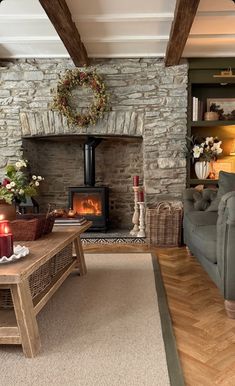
[39,0,89,67]
[165,0,200,66]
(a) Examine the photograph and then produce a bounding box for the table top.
[0,221,91,284]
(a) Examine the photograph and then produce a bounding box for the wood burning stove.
[68,137,109,231]
[68,186,109,231]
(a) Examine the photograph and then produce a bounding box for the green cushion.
[206,171,235,211]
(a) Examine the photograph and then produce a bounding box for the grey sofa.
[183,171,235,318]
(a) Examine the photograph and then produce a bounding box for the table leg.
[10,280,41,358]
[73,236,87,276]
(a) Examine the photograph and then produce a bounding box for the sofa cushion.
[193,189,217,211]
[207,171,235,211]
[192,225,217,264]
[184,211,218,234]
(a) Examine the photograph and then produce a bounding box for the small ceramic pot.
[67,209,76,218]
[195,161,210,180]
[204,111,219,121]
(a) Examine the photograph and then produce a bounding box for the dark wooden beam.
[39,0,89,67]
[165,0,200,67]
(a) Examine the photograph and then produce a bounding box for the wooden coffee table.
[0,222,91,358]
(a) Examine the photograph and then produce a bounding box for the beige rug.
[0,253,175,386]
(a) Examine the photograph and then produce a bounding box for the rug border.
[151,253,185,386]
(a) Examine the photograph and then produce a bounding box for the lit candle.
[133,176,139,186]
[0,222,13,258]
[138,190,144,202]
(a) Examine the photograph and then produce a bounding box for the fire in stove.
[73,193,102,216]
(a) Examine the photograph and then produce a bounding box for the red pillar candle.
[0,223,13,258]
[133,175,139,186]
[138,190,144,202]
[0,214,7,234]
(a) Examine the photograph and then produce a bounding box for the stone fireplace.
[0,57,188,231]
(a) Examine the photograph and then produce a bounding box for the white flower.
[37,176,42,181]
[32,175,37,180]
[35,181,39,186]
[216,147,223,154]
[10,181,15,187]
[6,184,11,189]
[15,161,22,170]
[193,145,202,159]
[213,141,222,150]
[11,188,15,192]
[19,189,24,195]
[205,137,214,145]
[15,159,27,170]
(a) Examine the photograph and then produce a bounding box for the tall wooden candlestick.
[137,202,146,238]
[130,186,140,236]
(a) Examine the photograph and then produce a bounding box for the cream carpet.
[0,253,175,386]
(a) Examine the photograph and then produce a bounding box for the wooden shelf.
[190,179,218,185]
[191,120,235,127]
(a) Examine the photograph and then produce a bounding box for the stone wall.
[0,58,188,228]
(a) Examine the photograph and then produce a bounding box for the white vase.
[194,161,210,179]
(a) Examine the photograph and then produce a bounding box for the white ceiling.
[0,0,234,60]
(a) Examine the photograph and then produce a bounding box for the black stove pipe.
[84,137,102,186]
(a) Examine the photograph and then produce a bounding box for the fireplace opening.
[23,135,143,230]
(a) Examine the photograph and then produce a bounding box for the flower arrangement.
[0,159,44,204]
[188,136,223,162]
[52,69,108,127]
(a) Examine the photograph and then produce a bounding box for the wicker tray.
[10,214,55,241]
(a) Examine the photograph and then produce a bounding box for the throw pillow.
[193,189,217,211]
[206,171,235,211]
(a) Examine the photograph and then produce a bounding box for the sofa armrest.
[183,188,217,214]
[217,191,235,300]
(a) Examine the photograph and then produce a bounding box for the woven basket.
[29,260,51,298]
[0,244,73,309]
[0,289,13,309]
[10,218,45,241]
[50,243,73,278]
[146,201,183,247]
[10,214,55,241]
[19,214,55,235]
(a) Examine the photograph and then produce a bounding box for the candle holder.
[137,202,146,238]
[130,186,140,236]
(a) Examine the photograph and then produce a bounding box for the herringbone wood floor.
[83,243,235,386]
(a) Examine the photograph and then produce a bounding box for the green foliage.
[0,159,44,204]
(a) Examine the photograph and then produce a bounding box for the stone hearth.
[0,58,188,230]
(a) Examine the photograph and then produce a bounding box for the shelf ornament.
[52,69,108,127]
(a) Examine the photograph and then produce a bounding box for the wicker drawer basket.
[50,243,73,277]
[0,243,73,309]
[146,201,183,247]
